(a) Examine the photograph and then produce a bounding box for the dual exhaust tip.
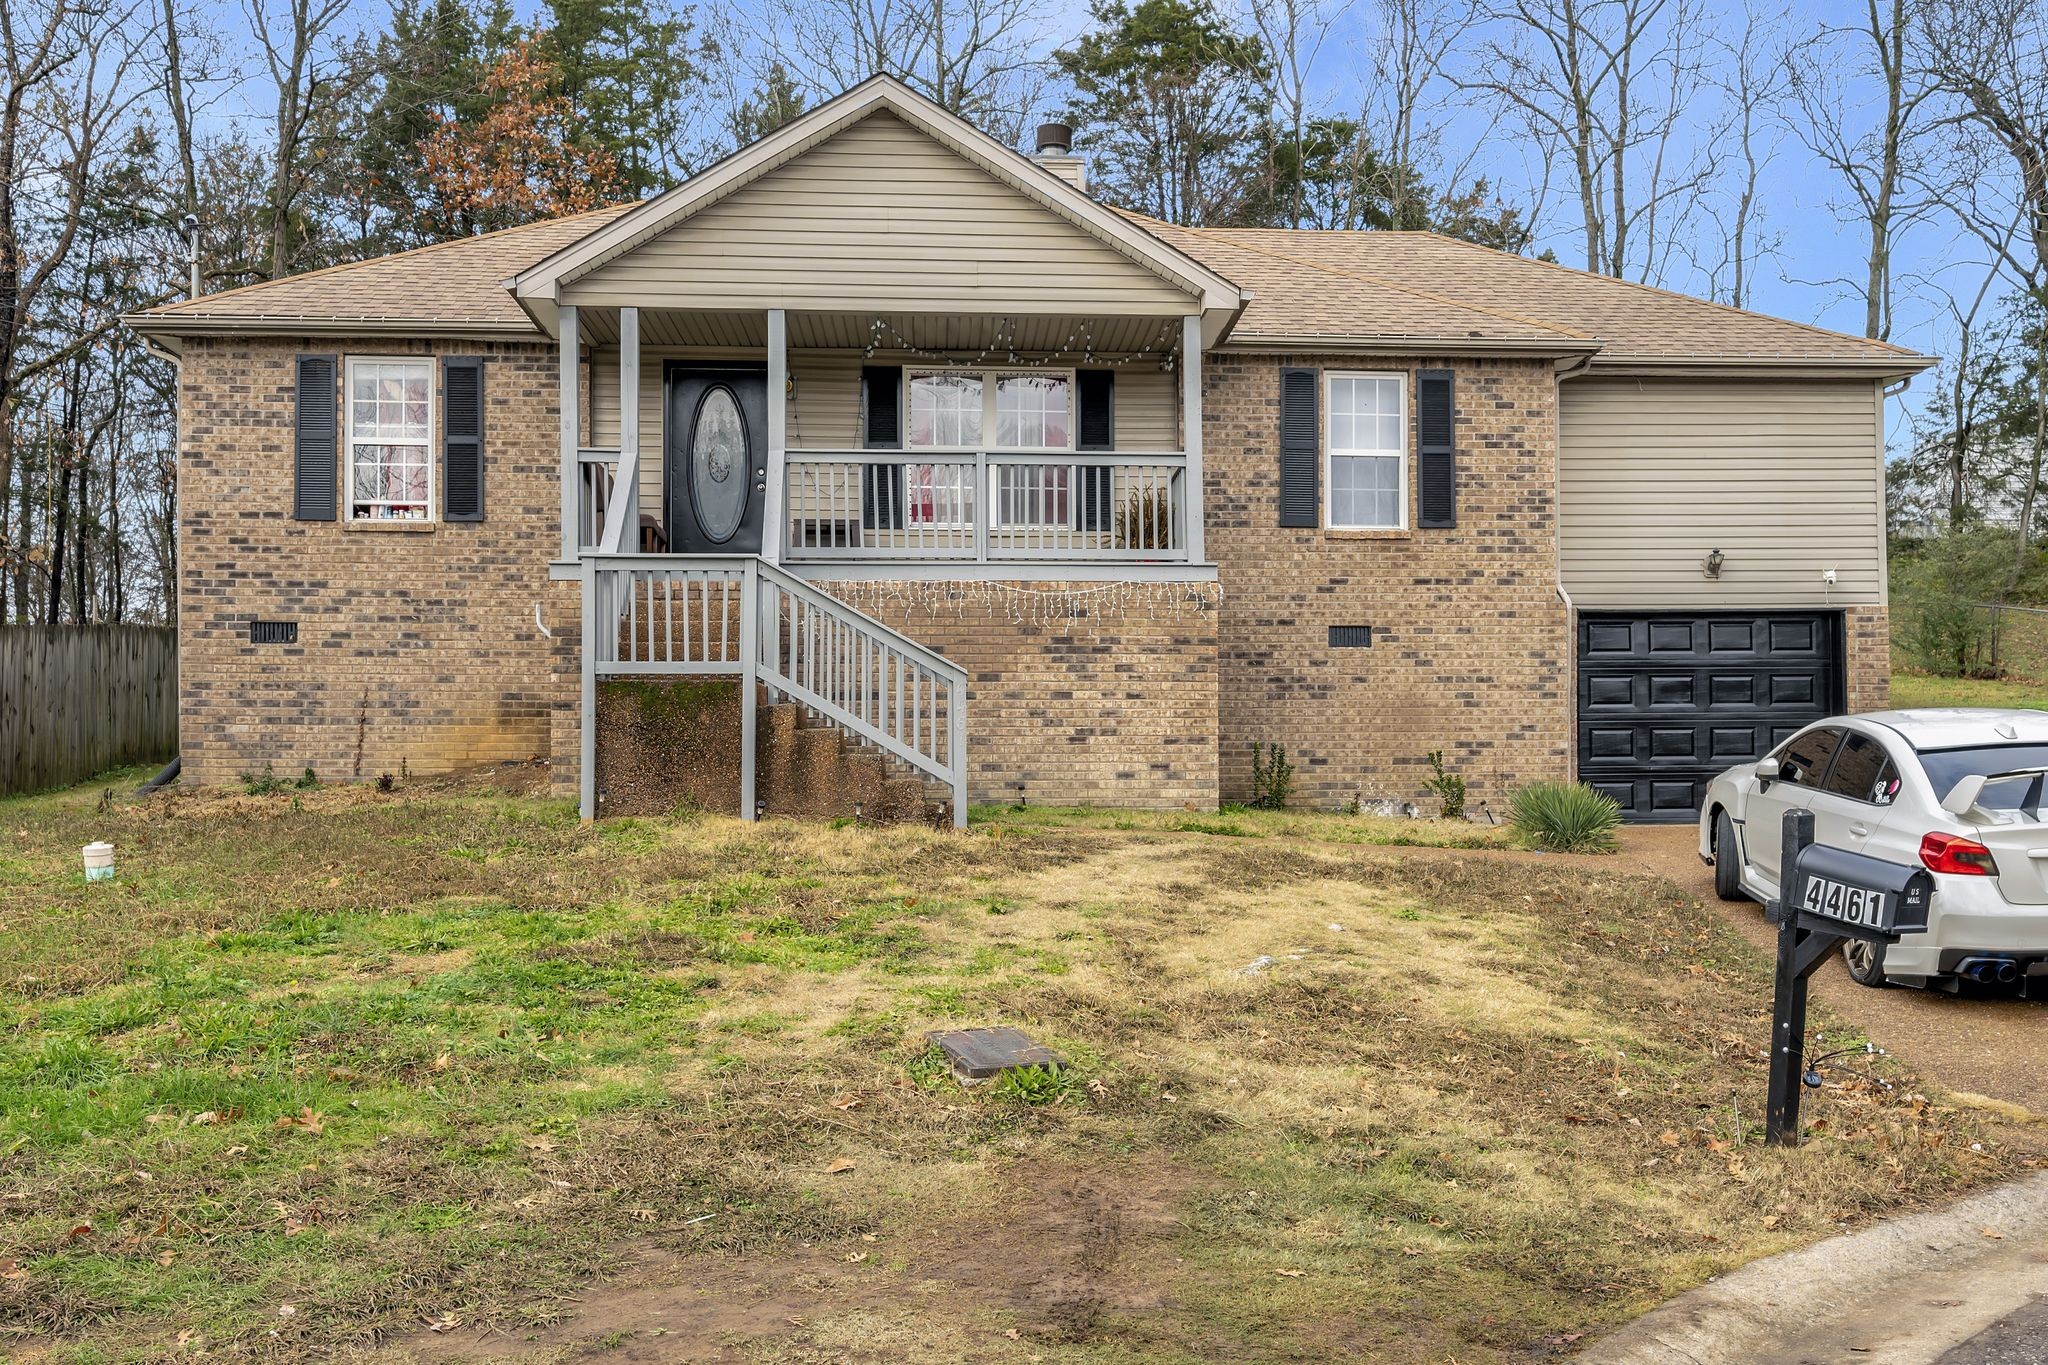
[1957,956,2024,984]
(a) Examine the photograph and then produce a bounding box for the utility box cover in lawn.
[928,1027,1058,1082]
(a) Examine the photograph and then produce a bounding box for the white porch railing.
[577,448,618,553]
[582,555,968,826]
[782,451,1190,562]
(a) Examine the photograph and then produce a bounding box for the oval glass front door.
[690,387,749,543]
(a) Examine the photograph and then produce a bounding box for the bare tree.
[1464,0,1719,283]
[1,0,146,621]
[1913,0,2048,579]
[1365,0,1482,232]
[242,0,352,278]
[741,0,1047,144]
[1244,0,1336,229]
[1787,0,1932,340]
[1692,6,1791,309]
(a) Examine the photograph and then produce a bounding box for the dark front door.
[666,364,768,554]
[1575,611,1844,822]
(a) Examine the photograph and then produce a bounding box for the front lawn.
[0,775,2031,1362]
[1891,671,2048,711]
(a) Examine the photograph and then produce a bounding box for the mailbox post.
[1763,809,1933,1146]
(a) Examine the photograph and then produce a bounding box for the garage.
[1576,612,1843,822]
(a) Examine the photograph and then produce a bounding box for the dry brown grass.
[0,775,2036,1363]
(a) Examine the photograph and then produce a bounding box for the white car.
[1699,708,2048,992]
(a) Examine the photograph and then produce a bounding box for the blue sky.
[208,0,1981,442]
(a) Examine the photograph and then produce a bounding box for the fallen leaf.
[845,1251,868,1263]
[1981,1227,2006,1240]
[65,1224,92,1240]
[1272,1267,1305,1277]
[825,1157,857,1175]
[424,1312,461,1332]
[830,1094,862,1111]
[277,1304,297,1319]
[158,1250,176,1266]
[628,1208,656,1223]
[1401,1247,1425,1257]
[431,1053,452,1073]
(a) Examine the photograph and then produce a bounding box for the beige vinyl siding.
[1559,378,1885,608]
[561,112,1195,315]
[587,349,1186,526]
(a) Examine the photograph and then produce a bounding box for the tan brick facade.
[825,580,1220,808]
[1844,604,1891,714]
[1203,353,1574,812]
[177,336,579,788]
[178,336,1890,816]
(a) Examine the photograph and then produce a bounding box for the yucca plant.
[1508,781,1622,853]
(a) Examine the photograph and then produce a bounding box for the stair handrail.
[752,558,969,826]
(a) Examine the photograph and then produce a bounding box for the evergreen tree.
[1055,0,1270,227]
[541,0,703,194]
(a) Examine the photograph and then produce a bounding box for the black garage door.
[1576,612,1844,822]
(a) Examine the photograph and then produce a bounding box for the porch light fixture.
[1702,548,1725,579]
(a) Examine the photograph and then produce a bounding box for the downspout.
[1553,352,1597,785]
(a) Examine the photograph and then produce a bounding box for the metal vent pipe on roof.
[1035,123,1072,155]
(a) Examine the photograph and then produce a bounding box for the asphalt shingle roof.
[132,200,1931,373]
[135,206,632,332]
[1130,215,1924,366]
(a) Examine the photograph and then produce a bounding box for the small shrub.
[1423,749,1466,820]
[1250,742,1294,810]
[240,763,287,796]
[296,766,319,790]
[1508,781,1621,853]
[990,1062,1072,1106]
[376,772,396,793]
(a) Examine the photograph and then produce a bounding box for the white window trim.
[1324,369,1407,531]
[905,368,1078,453]
[345,354,437,523]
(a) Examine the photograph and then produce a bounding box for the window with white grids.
[347,358,434,521]
[908,372,983,449]
[1325,372,1405,530]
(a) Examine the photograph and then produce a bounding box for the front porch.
[551,306,1216,826]
[562,308,1209,570]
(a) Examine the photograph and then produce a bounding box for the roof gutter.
[1584,352,1937,380]
[1213,333,1603,360]
[122,314,545,344]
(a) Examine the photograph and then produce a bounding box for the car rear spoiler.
[1940,766,2048,817]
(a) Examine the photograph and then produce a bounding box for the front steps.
[592,678,945,823]
[756,699,943,823]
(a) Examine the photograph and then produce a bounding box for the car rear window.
[1916,743,2048,810]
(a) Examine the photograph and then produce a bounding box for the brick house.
[128,78,1932,824]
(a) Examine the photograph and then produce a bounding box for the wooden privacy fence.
[0,626,177,797]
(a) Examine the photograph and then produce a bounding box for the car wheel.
[1842,937,1888,988]
[1712,812,1745,902]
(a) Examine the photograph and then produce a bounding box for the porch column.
[1182,313,1205,564]
[601,306,642,553]
[558,304,579,561]
[764,308,787,565]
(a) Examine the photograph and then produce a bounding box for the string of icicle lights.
[861,316,1180,371]
[829,579,1221,638]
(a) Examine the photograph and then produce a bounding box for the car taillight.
[1920,831,1999,877]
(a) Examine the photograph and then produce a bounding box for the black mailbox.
[1788,843,1933,939]
[1763,809,1939,1147]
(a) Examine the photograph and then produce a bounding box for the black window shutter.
[1416,368,1456,528]
[441,356,485,522]
[1278,367,1319,528]
[293,354,337,521]
[1076,369,1114,530]
[861,365,903,530]
[862,365,902,449]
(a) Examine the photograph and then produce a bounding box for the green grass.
[1891,671,2048,711]
[0,772,2028,1361]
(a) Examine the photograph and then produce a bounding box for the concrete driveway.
[1621,823,2048,1118]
